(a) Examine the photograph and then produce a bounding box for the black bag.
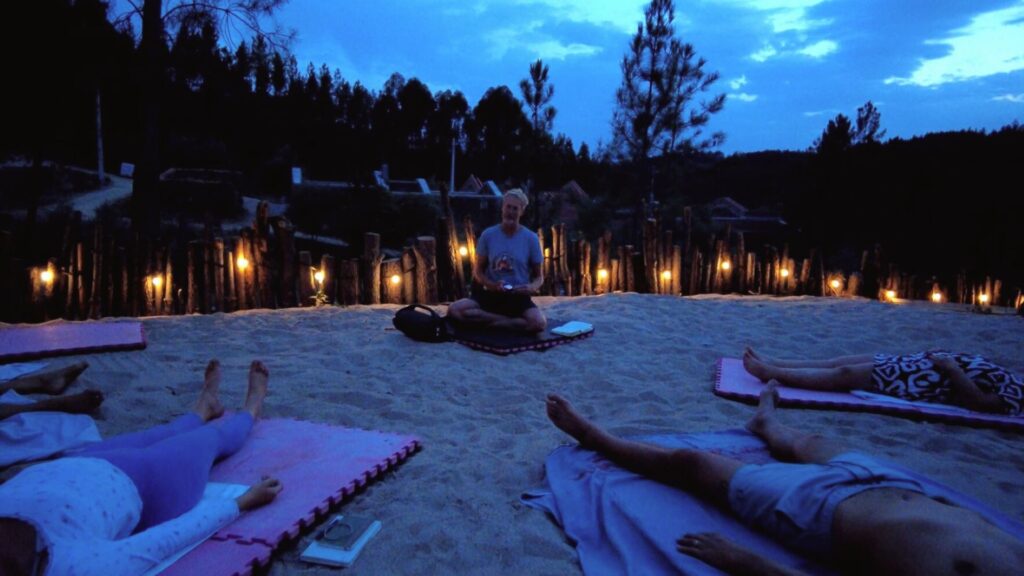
[392,304,450,343]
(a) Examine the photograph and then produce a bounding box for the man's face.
[502,196,525,226]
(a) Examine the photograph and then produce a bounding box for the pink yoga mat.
[0,321,146,362]
[714,357,1024,431]
[161,418,420,576]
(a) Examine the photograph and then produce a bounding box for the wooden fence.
[2,203,1021,323]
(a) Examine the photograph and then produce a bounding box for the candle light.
[597,269,608,281]
[390,274,401,285]
[830,279,841,290]
[979,293,990,305]
[720,260,731,271]
[931,292,942,303]
[885,290,896,301]
[151,275,163,288]
[236,256,249,271]
[40,269,54,284]
[458,246,468,257]
[661,270,672,281]
[313,269,325,284]
[779,268,790,278]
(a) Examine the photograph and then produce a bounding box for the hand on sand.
[677,532,760,573]
[236,476,283,512]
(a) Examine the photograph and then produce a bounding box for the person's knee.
[448,299,475,319]
[524,311,546,333]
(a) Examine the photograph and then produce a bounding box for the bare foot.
[745,380,781,435]
[244,361,269,419]
[44,389,104,414]
[546,393,599,448]
[742,348,774,382]
[11,361,90,394]
[677,532,763,573]
[195,360,225,422]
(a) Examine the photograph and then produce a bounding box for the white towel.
[0,390,101,467]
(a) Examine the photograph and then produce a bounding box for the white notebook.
[551,321,594,337]
[300,514,382,568]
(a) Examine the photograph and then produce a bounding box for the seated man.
[448,189,546,333]
[546,382,1024,575]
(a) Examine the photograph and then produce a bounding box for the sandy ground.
[6,294,1024,574]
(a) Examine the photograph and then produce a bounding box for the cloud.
[993,93,1024,103]
[749,39,837,61]
[798,40,837,59]
[716,0,832,33]
[803,110,833,117]
[513,0,648,34]
[730,92,759,102]
[485,17,601,61]
[884,4,1024,87]
[730,75,748,90]
[750,44,778,62]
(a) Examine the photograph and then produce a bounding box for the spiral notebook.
[300,514,382,567]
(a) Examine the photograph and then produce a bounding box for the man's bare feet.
[677,532,768,573]
[9,361,90,395]
[745,380,781,436]
[546,393,599,448]
[244,361,269,419]
[195,360,225,422]
[50,389,105,414]
[742,348,774,382]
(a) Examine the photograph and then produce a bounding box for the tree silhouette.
[611,0,725,208]
[519,59,556,134]
[853,101,886,145]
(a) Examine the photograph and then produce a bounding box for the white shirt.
[0,457,239,576]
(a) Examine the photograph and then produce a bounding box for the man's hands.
[677,532,809,576]
[927,353,957,372]
[236,476,283,512]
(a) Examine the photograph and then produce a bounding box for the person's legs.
[745,381,847,464]
[744,351,874,393]
[520,306,547,333]
[448,297,509,326]
[0,389,103,420]
[96,360,268,529]
[0,361,89,394]
[546,394,743,505]
[76,360,224,454]
[744,347,874,369]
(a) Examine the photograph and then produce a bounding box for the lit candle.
[979,293,990,305]
[931,292,942,303]
[720,260,731,271]
[779,268,790,278]
[830,279,840,290]
[544,248,551,258]
[40,269,54,284]
[597,269,608,281]
[390,274,401,285]
[313,270,325,284]
[237,256,250,271]
[151,275,163,288]
[661,270,672,281]
[885,290,896,301]
[458,246,468,257]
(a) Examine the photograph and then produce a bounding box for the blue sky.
[151,1,1024,154]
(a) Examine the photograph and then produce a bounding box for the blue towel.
[523,429,1024,575]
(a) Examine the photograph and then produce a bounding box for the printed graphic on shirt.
[492,253,514,275]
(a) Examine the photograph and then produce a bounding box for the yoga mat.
[160,418,420,576]
[447,318,594,355]
[714,357,1024,431]
[0,321,146,363]
[523,429,1024,576]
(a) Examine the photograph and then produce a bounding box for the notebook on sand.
[300,514,382,567]
[550,321,594,337]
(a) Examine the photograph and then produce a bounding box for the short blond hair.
[504,188,529,208]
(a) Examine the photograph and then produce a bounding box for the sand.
[13,294,1024,574]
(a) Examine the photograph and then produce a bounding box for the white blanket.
[0,389,101,467]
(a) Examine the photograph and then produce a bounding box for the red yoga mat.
[0,321,146,362]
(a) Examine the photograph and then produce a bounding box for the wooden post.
[382,259,403,304]
[89,224,103,318]
[340,258,361,306]
[624,245,635,293]
[642,219,658,294]
[558,223,572,297]
[690,249,702,295]
[578,239,592,296]
[75,242,86,319]
[320,253,336,304]
[201,240,213,313]
[276,220,296,308]
[363,233,382,305]
[539,227,552,295]
[463,216,478,272]
[240,229,256,308]
[213,238,225,313]
[226,247,237,313]
[671,245,682,296]
[187,241,200,314]
[610,258,620,293]
[549,226,562,296]
[117,247,128,316]
[163,255,174,315]
[234,235,248,309]
[298,251,314,307]
[414,236,438,304]
[596,231,611,295]
[253,203,272,308]
[401,248,416,304]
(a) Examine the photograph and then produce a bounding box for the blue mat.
[522,429,1024,575]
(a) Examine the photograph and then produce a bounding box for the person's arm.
[517,262,543,294]
[472,255,501,291]
[65,478,282,576]
[677,533,810,576]
[930,356,1006,413]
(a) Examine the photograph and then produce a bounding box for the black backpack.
[392,304,450,343]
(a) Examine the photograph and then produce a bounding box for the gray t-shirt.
[477,224,543,286]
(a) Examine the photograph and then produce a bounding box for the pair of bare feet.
[741,346,778,382]
[0,362,103,419]
[194,359,269,422]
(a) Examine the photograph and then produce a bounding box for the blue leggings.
[75,411,253,531]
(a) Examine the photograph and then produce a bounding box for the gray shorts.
[727,452,925,557]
